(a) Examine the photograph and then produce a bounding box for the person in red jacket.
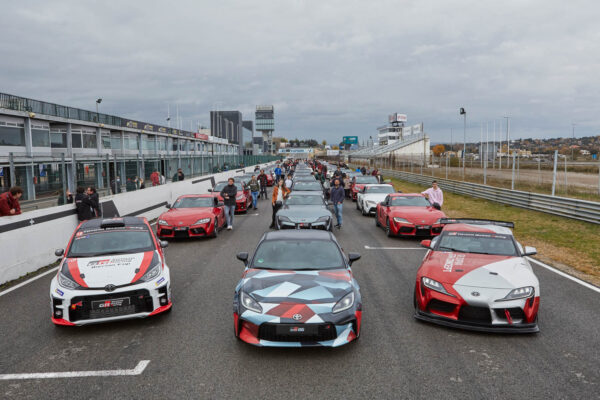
[150,170,160,186]
[0,186,23,216]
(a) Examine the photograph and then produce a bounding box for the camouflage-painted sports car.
[233,230,362,347]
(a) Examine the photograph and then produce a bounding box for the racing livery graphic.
[233,230,362,347]
[50,217,172,326]
[414,219,540,333]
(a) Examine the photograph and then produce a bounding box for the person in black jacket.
[74,186,94,221]
[87,186,101,218]
[330,179,345,229]
[219,178,237,230]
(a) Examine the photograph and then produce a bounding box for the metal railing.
[381,169,600,225]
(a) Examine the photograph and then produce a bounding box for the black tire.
[386,218,393,237]
[211,219,219,238]
[361,204,367,216]
[356,200,360,210]
[375,215,380,227]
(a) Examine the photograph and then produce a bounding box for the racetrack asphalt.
[0,187,598,399]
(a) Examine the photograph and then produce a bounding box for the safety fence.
[380,169,600,225]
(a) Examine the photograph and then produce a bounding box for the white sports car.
[50,217,172,326]
[356,184,396,216]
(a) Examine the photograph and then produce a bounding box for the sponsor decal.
[76,231,83,237]
[71,301,83,310]
[87,257,136,269]
[155,277,165,287]
[443,253,465,272]
[55,288,64,297]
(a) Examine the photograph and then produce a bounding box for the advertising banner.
[343,136,359,144]
[327,150,340,156]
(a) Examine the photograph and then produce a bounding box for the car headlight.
[240,292,262,313]
[139,263,162,282]
[58,272,82,290]
[278,215,291,222]
[421,277,455,297]
[158,219,169,226]
[434,218,442,225]
[366,200,376,205]
[496,286,534,301]
[236,194,244,200]
[316,216,330,223]
[194,218,211,225]
[332,292,354,313]
[393,217,410,223]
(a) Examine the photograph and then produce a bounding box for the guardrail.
[381,169,600,225]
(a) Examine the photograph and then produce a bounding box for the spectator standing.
[87,186,102,218]
[330,179,345,229]
[220,178,237,230]
[360,166,366,175]
[270,178,290,229]
[257,169,268,200]
[342,173,350,198]
[333,166,342,178]
[160,173,166,185]
[150,170,160,186]
[0,186,23,216]
[284,174,293,189]
[274,164,282,183]
[110,176,121,194]
[248,175,260,210]
[421,180,444,209]
[74,186,94,221]
[173,168,185,182]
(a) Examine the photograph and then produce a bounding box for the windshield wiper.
[438,246,468,253]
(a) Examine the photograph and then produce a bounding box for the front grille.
[415,228,431,236]
[458,305,492,324]
[258,323,337,342]
[494,307,525,321]
[160,229,173,236]
[399,226,414,234]
[428,299,456,313]
[174,229,189,238]
[190,227,206,235]
[69,289,153,322]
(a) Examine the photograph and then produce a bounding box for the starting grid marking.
[0,360,150,380]
[364,245,424,250]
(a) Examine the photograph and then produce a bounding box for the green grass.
[387,177,600,284]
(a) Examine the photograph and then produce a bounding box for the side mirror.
[523,246,537,256]
[160,240,169,248]
[55,248,65,257]
[348,253,361,265]
[207,188,213,192]
[420,239,432,249]
[165,203,171,209]
[236,252,249,266]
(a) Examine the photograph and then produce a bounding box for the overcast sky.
[1,0,599,144]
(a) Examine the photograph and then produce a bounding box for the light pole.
[503,116,510,168]
[571,123,576,161]
[460,108,466,179]
[95,98,102,118]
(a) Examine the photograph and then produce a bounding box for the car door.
[378,195,390,224]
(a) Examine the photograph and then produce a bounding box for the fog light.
[55,310,62,317]
[160,297,168,305]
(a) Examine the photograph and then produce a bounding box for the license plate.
[175,227,188,231]
[276,324,318,335]
[418,225,431,229]
[91,297,130,310]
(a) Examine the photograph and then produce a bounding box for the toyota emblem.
[105,284,116,292]
[471,291,480,297]
[292,313,303,321]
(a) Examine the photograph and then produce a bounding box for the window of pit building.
[50,129,67,148]
[102,133,111,149]
[82,129,97,149]
[110,133,121,150]
[0,121,25,146]
[31,123,50,147]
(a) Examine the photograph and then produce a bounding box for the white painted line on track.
[364,245,424,250]
[0,266,59,297]
[0,360,150,380]
[526,257,600,294]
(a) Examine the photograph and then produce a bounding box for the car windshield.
[214,182,244,192]
[365,186,394,194]
[355,176,379,184]
[252,239,344,270]
[437,232,518,256]
[286,195,324,205]
[293,182,321,190]
[390,196,430,206]
[68,228,155,257]
[173,197,214,208]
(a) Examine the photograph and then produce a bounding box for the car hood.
[240,268,353,307]
[277,205,332,222]
[390,206,445,224]
[160,208,215,223]
[64,251,159,288]
[420,252,538,289]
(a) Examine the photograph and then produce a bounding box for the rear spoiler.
[439,218,514,228]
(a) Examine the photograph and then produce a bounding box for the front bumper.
[49,268,172,326]
[236,199,248,212]
[391,221,443,236]
[277,220,331,230]
[158,222,215,238]
[415,282,540,333]
[235,311,361,347]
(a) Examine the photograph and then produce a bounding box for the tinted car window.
[214,182,244,192]
[390,196,430,206]
[252,239,344,270]
[355,176,379,184]
[68,228,155,257]
[173,197,214,208]
[365,186,394,194]
[292,182,322,191]
[437,232,518,256]
[286,195,324,205]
